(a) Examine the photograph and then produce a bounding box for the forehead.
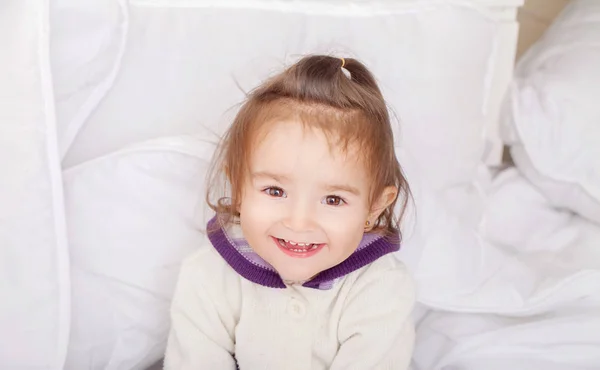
[249,121,368,185]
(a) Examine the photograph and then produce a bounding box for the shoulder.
[343,254,415,310]
[178,244,229,280]
[335,254,415,347]
[174,244,243,306]
[354,254,413,289]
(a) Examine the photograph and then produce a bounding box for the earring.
[365,220,370,228]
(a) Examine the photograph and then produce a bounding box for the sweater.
[164,217,415,370]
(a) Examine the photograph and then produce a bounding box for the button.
[287,299,306,319]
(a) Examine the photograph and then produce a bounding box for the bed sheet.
[411,168,600,369]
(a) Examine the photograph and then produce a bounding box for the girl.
[164,55,415,369]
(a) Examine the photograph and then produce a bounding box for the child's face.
[239,120,372,283]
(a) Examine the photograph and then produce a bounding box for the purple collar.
[206,216,400,290]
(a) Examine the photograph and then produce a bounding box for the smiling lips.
[272,237,325,258]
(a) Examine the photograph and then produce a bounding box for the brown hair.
[206,55,411,238]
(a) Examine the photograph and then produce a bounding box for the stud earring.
[365,220,371,227]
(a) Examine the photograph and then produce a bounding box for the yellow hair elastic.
[340,58,352,79]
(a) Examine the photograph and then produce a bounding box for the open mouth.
[272,237,325,258]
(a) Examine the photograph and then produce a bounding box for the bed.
[2,0,599,369]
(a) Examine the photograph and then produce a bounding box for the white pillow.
[503,0,600,224]
[62,0,501,194]
[50,0,127,158]
[0,3,69,369]
[63,136,214,370]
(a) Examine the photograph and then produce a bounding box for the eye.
[323,195,346,206]
[263,187,286,198]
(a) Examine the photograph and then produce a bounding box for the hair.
[206,55,411,239]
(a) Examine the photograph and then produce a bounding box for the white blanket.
[411,168,600,369]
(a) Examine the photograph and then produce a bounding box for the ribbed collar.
[207,216,400,290]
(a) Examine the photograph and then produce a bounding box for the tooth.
[289,240,297,246]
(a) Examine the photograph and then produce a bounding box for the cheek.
[325,216,366,254]
[322,209,364,226]
[320,206,369,239]
[239,190,275,231]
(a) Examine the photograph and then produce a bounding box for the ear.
[368,186,398,221]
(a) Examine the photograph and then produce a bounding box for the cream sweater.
[164,244,415,370]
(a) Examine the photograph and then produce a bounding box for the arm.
[330,259,416,370]
[164,250,238,370]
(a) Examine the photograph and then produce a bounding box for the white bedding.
[411,168,600,369]
[0,3,69,368]
[11,1,600,369]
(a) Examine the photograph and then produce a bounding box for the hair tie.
[340,57,351,79]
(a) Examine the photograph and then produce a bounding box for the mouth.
[271,237,325,258]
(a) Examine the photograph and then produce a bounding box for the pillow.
[0,2,69,369]
[50,0,127,158]
[62,0,503,194]
[63,136,214,370]
[503,0,600,224]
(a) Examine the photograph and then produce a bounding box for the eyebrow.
[251,171,290,183]
[252,171,361,196]
[324,184,361,196]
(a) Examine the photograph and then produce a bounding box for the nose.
[282,198,315,233]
